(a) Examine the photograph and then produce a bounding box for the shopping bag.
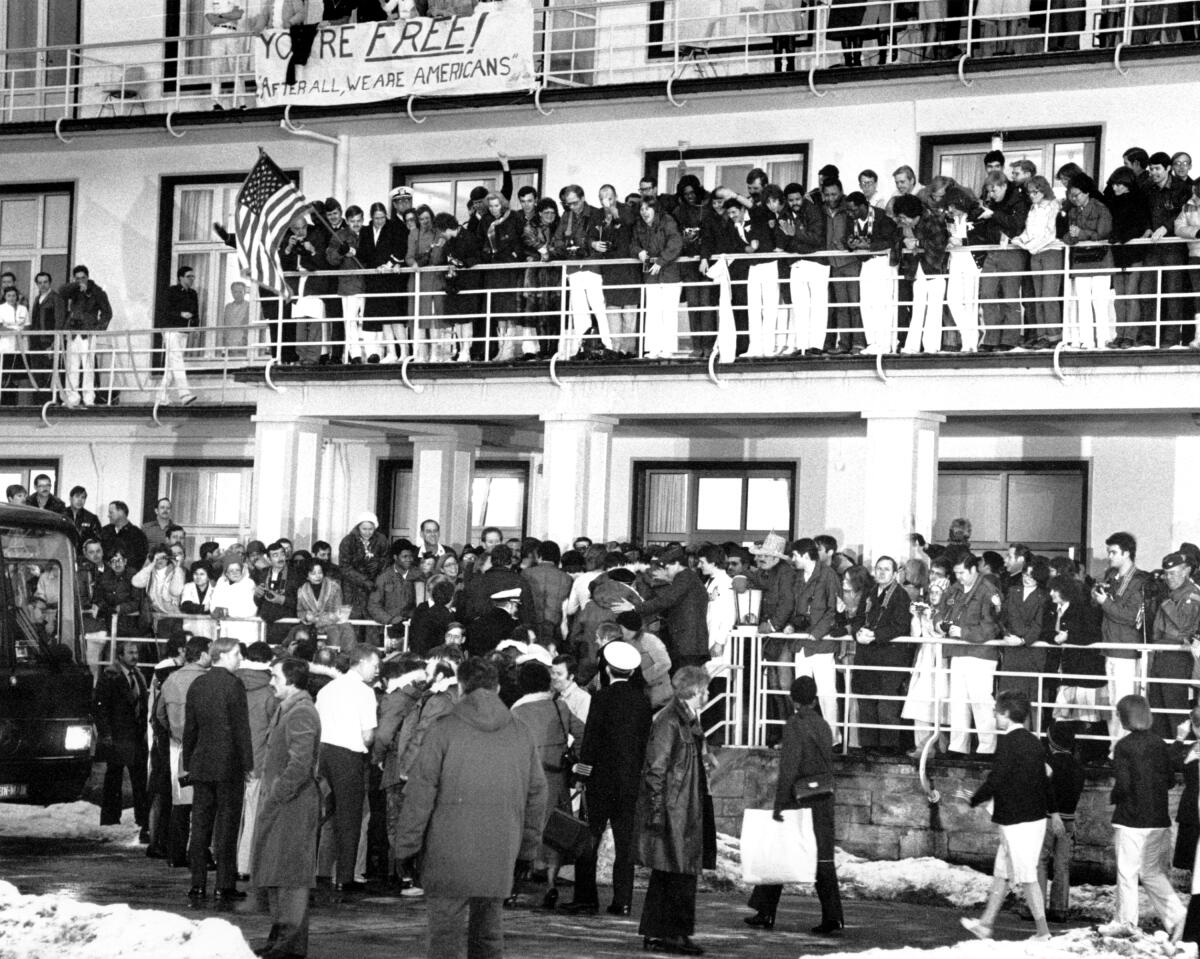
[740,808,817,885]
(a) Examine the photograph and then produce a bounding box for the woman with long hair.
[521,198,562,357]
[406,204,446,361]
[296,559,356,649]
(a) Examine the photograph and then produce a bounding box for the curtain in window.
[646,472,688,536]
[177,190,212,243]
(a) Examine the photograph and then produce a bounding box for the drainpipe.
[279,119,349,199]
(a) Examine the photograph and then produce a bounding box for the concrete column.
[860,410,944,566]
[408,427,482,552]
[251,415,326,546]
[540,414,617,545]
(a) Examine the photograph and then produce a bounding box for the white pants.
[795,649,839,742]
[947,251,981,351]
[1106,657,1139,747]
[644,283,682,357]
[1068,275,1115,348]
[562,270,613,356]
[744,261,780,357]
[341,294,367,360]
[1113,826,1184,930]
[705,257,738,361]
[948,656,997,754]
[788,259,831,353]
[65,334,97,406]
[903,268,948,354]
[859,256,897,352]
[159,330,193,403]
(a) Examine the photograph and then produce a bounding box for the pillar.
[860,410,944,565]
[540,414,616,545]
[408,427,481,551]
[251,415,326,546]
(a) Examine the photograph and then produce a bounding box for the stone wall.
[709,748,1181,884]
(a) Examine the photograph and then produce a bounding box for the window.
[0,185,72,298]
[376,459,529,545]
[0,460,59,499]
[164,0,255,92]
[644,144,809,198]
[647,0,815,60]
[392,160,544,224]
[936,461,1088,558]
[919,126,1102,197]
[155,172,299,361]
[635,462,795,546]
[145,458,254,553]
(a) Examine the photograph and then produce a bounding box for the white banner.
[255,0,535,107]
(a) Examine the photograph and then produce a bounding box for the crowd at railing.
[2,0,1199,124]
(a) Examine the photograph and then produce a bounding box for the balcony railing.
[1,238,1197,409]
[1,0,1197,125]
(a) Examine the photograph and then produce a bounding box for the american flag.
[233,150,307,299]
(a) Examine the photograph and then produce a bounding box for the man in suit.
[562,641,653,916]
[634,545,709,671]
[93,641,150,835]
[254,540,299,644]
[523,540,573,649]
[459,544,534,627]
[28,271,65,397]
[182,635,254,903]
[852,556,915,754]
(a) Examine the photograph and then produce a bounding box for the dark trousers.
[427,896,504,959]
[747,797,843,924]
[729,264,751,357]
[763,635,804,746]
[1142,243,1187,344]
[320,744,366,885]
[639,870,697,940]
[852,663,905,750]
[679,262,715,353]
[169,802,192,867]
[827,263,864,350]
[980,250,1025,347]
[1184,895,1200,947]
[573,791,637,908]
[266,886,310,957]
[1149,649,1193,738]
[100,741,148,827]
[190,779,243,891]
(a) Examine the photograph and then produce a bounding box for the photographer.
[132,544,185,637]
[253,541,299,644]
[1094,531,1151,750]
[1149,552,1200,737]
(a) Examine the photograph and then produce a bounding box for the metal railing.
[724,626,1196,753]
[2,237,1199,407]
[1,0,1198,125]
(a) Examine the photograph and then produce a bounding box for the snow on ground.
[819,925,1196,959]
[0,802,139,845]
[0,880,254,959]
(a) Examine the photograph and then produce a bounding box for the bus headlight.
[64,725,94,752]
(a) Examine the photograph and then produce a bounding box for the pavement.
[0,836,1089,958]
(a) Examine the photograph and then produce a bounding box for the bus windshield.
[0,523,80,668]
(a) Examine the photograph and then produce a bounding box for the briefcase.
[543,808,593,862]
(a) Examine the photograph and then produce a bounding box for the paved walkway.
[1,837,1085,958]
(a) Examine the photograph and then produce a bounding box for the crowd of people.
[12,471,1200,955]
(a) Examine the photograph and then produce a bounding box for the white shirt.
[210,574,259,619]
[566,569,604,617]
[705,569,736,676]
[317,671,377,753]
[557,681,590,727]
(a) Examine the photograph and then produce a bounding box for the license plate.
[0,784,28,800]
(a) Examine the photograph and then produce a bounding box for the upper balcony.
[1,0,1197,133]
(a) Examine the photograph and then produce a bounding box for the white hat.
[491,587,522,602]
[354,511,379,529]
[516,644,553,666]
[604,641,640,672]
[749,531,788,560]
[389,185,413,200]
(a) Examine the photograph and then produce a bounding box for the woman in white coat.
[0,287,29,404]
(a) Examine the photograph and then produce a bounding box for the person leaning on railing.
[942,552,1003,757]
[851,555,913,755]
[974,172,1030,352]
[1093,531,1150,750]
[59,264,113,408]
[435,212,485,363]
[1104,167,1152,349]
[1141,153,1191,346]
[1063,174,1116,350]
[1173,181,1200,348]
[1010,176,1064,350]
[0,286,28,406]
[1147,551,1200,738]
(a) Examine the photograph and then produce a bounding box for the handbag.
[792,772,834,802]
[542,791,592,862]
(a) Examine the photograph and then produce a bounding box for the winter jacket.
[631,211,685,284]
[326,222,365,295]
[773,703,834,813]
[637,567,710,661]
[971,726,1055,825]
[1112,728,1173,828]
[1012,199,1063,255]
[162,284,200,329]
[251,690,321,888]
[337,529,390,614]
[1174,195,1200,258]
[393,688,547,897]
[237,663,278,775]
[367,565,417,626]
[1065,198,1114,268]
[1097,567,1150,659]
[943,576,1002,661]
[182,665,254,783]
[634,696,709,875]
[550,201,606,272]
[374,681,424,789]
[60,279,113,333]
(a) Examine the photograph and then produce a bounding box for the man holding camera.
[1149,552,1200,737]
[254,541,298,645]
[1095,532,1151,750]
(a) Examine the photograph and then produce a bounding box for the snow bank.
[820,925,1197,959]
[0,881,254,959]
[835,848,994,907]
[0,802,139,844]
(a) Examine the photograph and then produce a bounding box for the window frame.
[0,458,61,500]
[643,142,810,196]
[142,456,255,551]
[0,181,75,296]
[632,460,797,546]
[936,459,1089,559]
[469,459,531,545]
[645,1,816,61]
[917,125,1103,187]
[391,159,545,223]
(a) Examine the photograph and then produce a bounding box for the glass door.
[0,0,79,122]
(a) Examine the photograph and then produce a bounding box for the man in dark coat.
[563,641,653,916]
[100,500,149,569]
[253,541,300,645]
[252,657,322,959]
[29,473,65,514]
[93,640,150,833]
[467,588,523,657]
[393,656,547,958]
[460,543,535,626]
[28,271,65,395]
[182,636,254,902]
[64,485,102,542]
[745,675,844,935]
[634,546,709,670]
[851,556,915,753]
[522,540,574,648]
[94,549,145,637]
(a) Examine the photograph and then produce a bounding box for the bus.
[0,505,95,803]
